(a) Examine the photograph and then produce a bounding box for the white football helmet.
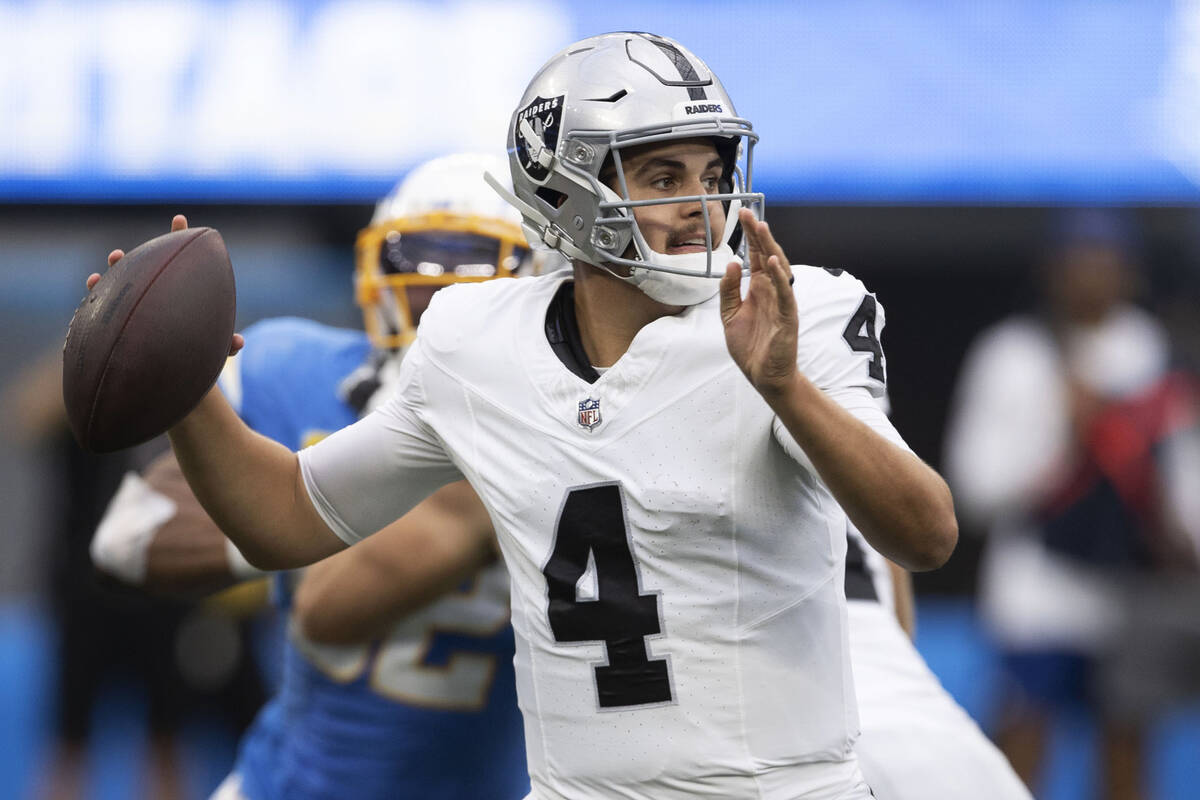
[356,153,532,349]
[485,32,763,306]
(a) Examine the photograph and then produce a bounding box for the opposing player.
[99,33,956,799]
[92,153,532,800]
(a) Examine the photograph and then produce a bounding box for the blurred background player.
[1096,219,1200,797]
[91,153,533,800]
[944,209,1197,800]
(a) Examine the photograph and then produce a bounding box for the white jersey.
[300,267,907,799]
[844,526,1032,800]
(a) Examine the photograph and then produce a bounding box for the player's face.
[384,231,526,323]
[611,139,726,257]
[358,226,529,350]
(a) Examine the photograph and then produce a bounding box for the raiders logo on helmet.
[514,94,564,183]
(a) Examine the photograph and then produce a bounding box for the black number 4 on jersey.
[543,484,673,708]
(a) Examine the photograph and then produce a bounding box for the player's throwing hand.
[719,207,798,399]
[88,214,244,357]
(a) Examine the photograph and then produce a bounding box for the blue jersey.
[221,317,528,800]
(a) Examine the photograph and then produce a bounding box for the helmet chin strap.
[613,195,745,306]
[605,244,738,306]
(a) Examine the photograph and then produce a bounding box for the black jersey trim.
[844,533,878,602]
[545,281,601,384]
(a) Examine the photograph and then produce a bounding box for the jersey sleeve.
[773,267,911,469]
[298,339,464,546]
[794,267,888,398]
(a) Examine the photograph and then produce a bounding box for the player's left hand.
[719,208,798,399]
[87,214,190,290]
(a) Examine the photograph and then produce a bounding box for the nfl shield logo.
[577,398,602,431]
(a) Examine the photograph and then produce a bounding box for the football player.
[97,33,957,799]
[92,153,532,800]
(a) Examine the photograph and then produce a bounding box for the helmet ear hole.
[597,156,617,190]
[714,137,738,194]
[536,186,568,209]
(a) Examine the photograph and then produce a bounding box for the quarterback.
[99,33,956,799]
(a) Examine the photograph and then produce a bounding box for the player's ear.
[598,160,617,194]
[530,185,568,210]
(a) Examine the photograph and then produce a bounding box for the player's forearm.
[133,449,258,596]
[294,483,496,645]
[295,554,477,645]
[91,485,242,598]
[168,387,344,570]
[294,560,397,644]
[769,373,958,571]
[140,522,240,596]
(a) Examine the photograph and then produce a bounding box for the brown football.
[62,227,236,452]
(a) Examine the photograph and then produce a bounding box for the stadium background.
[1,1,1199,797]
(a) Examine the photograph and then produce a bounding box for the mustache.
[666,228,714,246]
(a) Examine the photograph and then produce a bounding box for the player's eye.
[650,175,677,191]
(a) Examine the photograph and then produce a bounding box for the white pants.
[848,600,1031,800]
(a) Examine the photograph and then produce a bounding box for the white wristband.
[90,472,178,585]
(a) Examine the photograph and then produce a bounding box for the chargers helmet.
[486,32,763,306]
[356,153,532,350]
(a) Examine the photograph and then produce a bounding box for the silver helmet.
[485,32,763,305]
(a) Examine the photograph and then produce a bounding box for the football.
[62,226,236,452]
